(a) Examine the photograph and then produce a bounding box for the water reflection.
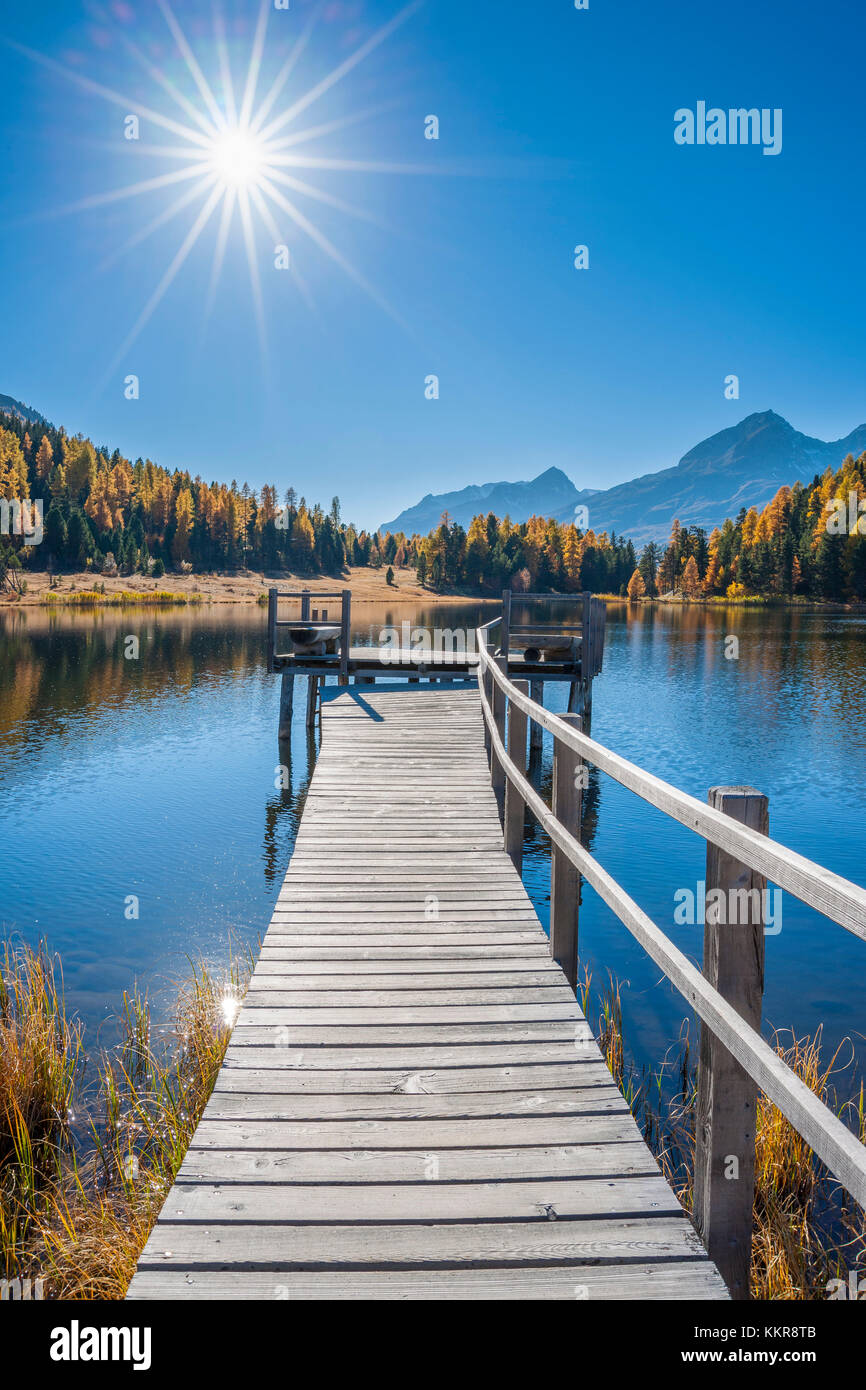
[1,599,864,1092]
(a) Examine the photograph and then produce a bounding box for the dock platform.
[128,684,727,1301]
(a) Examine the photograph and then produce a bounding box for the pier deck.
[128,684,727,1301]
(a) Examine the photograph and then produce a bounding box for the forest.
[627,452,866,602]
[2,406,864,602]
[0,411,637,596]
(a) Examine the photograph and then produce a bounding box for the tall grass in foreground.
[0,941,252,1299]
[580,969,866,1300]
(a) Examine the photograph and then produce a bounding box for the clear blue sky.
[1,0,865,530]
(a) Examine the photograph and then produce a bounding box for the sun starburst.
[9,0,429,385]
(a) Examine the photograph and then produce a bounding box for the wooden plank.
[134,1215,709,1269]
[161,1176,682,1223]
[128,1263,727,1301]
[172,1141,662,1184]
[211,1063,612,1094]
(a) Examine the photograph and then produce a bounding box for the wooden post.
[694,786,768,1301]
[529,680,543,751]
[581,591,593,680]
[267,588,277,673]
[278,671,295,739]
[481,633,493,761]
[301,589,311,621]
[550,712,583,990]
[306,674,319,728]
[339,589,351,687]
[500,589,512,665]
[504,680,529,871]
[490,657,507,819]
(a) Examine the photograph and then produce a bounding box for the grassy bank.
[581,971,866,1299]
[0,940,252,1299]
[1,566,501,609]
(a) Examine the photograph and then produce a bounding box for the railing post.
[480,631,493,761]
[550,712,583,990]
[490,656,507,819]
[501,589,512,665]
[267,588,277,673]
[694,786,768,1301]
[529,680,543,752]
[504,679,529,872]
[339,589,351,686]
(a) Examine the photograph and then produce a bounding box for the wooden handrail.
[477,637,866,943]
[474,652,866,1214]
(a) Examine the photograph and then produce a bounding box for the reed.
[580,970,866,1300]
[44,590,203,608]
[0,941,253,1298]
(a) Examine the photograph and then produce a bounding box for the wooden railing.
[476,617,866,1300]
[267,588,351,678]
[501,590,606,678]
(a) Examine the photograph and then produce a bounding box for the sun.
[207,129,267,191]
[12,0,427,382]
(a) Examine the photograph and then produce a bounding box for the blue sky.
[1,0,865,529]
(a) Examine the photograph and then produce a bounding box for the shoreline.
[2,570,863,613]
[0,567,501,609]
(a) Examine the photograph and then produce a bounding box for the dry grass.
[579,969,866,1300]
[44,589,203,608]
[0,941,252,1298]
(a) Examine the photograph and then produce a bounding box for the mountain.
[0,394,49,428]
[380,412,866,547]
[378,466,592,537]
[567,412,866,547]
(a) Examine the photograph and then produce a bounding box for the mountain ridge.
[0,394,50,428]
[380,411,866,546]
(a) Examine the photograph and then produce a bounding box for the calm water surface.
[1,601,864,1082]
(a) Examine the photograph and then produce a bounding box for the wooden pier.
[128,681,726,1301]
[128,603,866,1302]
[266,587,607,735]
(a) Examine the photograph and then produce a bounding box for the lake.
[1,599,864,1089]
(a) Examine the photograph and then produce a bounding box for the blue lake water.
[1,600,864,1089]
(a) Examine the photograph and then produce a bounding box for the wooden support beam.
[339,590,351,687]
[278,671,295,740]
[267,588,277,672]
[550,712,583,990]
[306,675,319,728]
[490,657,507,820]
[694,786,768,1302]
[504,680,529,872]
[529,680,543,750]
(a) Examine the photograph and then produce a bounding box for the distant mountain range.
[379,412,866,547]
[0,393,50,428]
